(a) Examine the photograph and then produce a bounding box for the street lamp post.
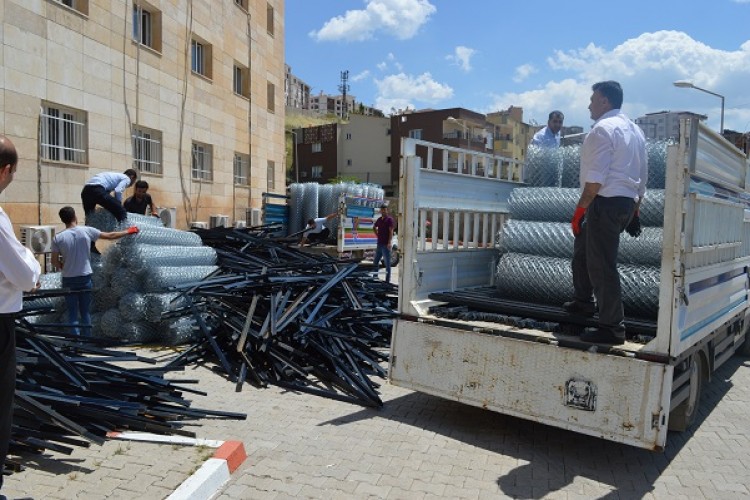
[673,80,725,134]
[290,130,299,183]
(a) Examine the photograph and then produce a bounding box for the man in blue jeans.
[51,206,138,336]
[373,204,395,283]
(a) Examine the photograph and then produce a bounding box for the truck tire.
[390,247,400,267]
[668,353,705,432]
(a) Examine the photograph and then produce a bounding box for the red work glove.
[127,226,139,234]
[571,206,586,237]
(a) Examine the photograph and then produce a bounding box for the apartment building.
[285,63,310,110]
[486,106,533,162]
[0,0,285,230]
[635,111,707,140]
[294,114,391,187]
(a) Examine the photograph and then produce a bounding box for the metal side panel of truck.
[388,119,750,450]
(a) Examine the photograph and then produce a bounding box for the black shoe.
[562,300,596,317]
[580,327,625,345]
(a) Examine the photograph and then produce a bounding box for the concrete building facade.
[285,63,310,110]
[635,110,707,140]
[486,106,533,162]
[0,0,285,230]
[294,115,391,187]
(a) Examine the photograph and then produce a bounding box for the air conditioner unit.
[245,208,262,226]
[209,214,229,228]
[158,207,177,229]
[233,220,247,229]
[190,221,208,229]
[20,225,56,253]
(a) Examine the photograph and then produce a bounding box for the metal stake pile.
[7,300,246,472]
[165,226,397,407]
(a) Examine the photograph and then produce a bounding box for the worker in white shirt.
[81,169,138,223]
[0,135,42,495]
[299,212,337,246]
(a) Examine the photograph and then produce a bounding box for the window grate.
[191,40,204,75]
[192,142,212,181]
[132,5,152,47]
[132,127,162,174]
[40,105,87,164]
[233,153,249,185]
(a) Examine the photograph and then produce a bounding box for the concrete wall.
[0,0,285,231]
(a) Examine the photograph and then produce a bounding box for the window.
[132,126,162,174]
[233,153,250,185]
[312,142,322,153]
[191,142,213,181]
[191,38,212,78]
[40,103,87,164]
[267,82,275,112]
[233,64,249,98]
[408,129,423,140]
[311,166,323,179]
[267,3,274,35]
[132,3,162,51]
[267,161,275,190]
[346,133,352,140]
[386,156,391,163]
[346,159,352,166]
[53,0,89,15]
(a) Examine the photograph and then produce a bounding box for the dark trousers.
[307,228,330,243]
[81,184,127,222]
[0,315,16,491]
[571,196,635,333]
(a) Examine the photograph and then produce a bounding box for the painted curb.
[108,432,248,499]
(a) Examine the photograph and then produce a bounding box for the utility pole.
[339,70,350,119]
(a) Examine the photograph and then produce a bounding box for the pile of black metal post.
[165,226,397,408]
[7,299,246,471]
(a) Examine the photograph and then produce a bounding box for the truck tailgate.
[389,318,672,450]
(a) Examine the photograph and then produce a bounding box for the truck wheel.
[390,248,400,267]
[668,353,704,432]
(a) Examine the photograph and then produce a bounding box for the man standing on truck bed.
[565,81,647,344]
[530,110,564,148]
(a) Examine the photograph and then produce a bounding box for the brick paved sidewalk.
[4,353,750,499]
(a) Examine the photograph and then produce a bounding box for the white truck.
[389,119,750,450]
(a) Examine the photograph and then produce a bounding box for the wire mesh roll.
[92,286,119,313]
[120,321,158,344]
[118,292,148,322]
[508,187,665,227]
[145,292,188,322]
[288,182,305,236]
[118,225,202,247]
[560,145,581,188]
[495,252,660,319]
[121,212,165,228]
[90,312,103,336]
[111,268,141,299]
[99,308,124,338]
[497,220,663,266]
[302,182,319,225]
[647,140,671,189]
[122,244,217,272]
[523,145,563,187]
[160,316,199,345]
[85,209,118,232]
[23,272,64,315]
[141,265,218,292]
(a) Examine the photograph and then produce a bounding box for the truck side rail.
[398,138,522,316]
[659,119,750,358]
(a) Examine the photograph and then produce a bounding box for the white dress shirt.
[530,126,560,148]
[85,172,131,202]
[580,109,648,200]
[0,207,42,313]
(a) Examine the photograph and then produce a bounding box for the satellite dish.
[30,229,50,253]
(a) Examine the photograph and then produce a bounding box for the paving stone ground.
[3,264,750,499]
[5,348,749,499]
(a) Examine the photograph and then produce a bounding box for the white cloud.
[513,63,537,83]
[352,70,370,82]
[489,31,750,131]
[446,46,476,72]
[310,0,436,42]
[375,72,453,112]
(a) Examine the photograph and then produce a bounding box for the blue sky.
[285,0,750,132]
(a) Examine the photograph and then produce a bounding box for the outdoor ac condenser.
[190,221,208,229]
[20,225,56,253]
[233,220,247,229]
[245,208,262,226]
[158,207,177,229]
[209,215,229,228]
